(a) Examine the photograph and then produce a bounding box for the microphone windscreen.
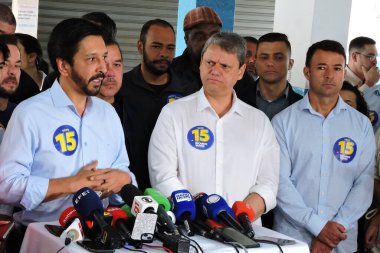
[105,207,128,225]
[59,206,79,228]
[232,201,255,222]
[121,204,133,217]
[171,190,196,221]
[202,194,235,222]
[120,184,144,207]
[194,192,209,220]
[144,188,171,211]
[72,187,103,220]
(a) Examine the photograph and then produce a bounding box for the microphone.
[202,194,245,233]
[194,192,209,221]
[232,201,255,239]
[58,206,93,243]
[104,207,132,242]
[73,187,123,249]
[171,189,196,236]
[60,218,84,245]
[144,188,179,235]
[119,185,158,241]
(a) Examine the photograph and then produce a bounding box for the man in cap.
[172,6,222,90]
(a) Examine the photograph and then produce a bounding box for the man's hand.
[362,65,380,87]
[311,238,333,253]
[317,221,347,248]
[91,169,132,198]
[365,213,380,250]
[70,161,109,192]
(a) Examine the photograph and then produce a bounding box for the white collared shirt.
[148,88,279,211]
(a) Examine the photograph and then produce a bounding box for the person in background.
[345,36,380,132]
[97,40,123,107]
[272,40,375,253]
[117,19,198,191]
[0,40,9,142]
[244,36,258,80]
[0,4,16,35]
[339,81,369,117]
[15,33,49,91]
[0,4,40,104]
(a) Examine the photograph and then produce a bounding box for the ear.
[351,51,358,62]
[288,59,294,70]
[28,52,37,64]
[137,40,143,55]
[238,63,246,80]
[56,58,70,77]
[303,66,310,81]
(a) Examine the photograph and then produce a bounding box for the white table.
[20,222,309,253]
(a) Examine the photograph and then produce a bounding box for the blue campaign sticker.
[167,94,182,104]
[369,111,378,126]
[53,125,78,156]
[333,137,357,163]
[187,126,214,150]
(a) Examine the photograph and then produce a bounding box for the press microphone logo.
[175,192,192,202]
[206,195,220,204]
[73,189,90,205]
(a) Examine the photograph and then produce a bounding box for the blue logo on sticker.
[167,94,182,104]
[369,111,378,126]
[333,137,357,163]
[53,125,78,156]
[187,126,214,150]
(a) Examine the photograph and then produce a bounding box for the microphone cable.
[179,231,204,253]
[254,238,284,253]
[56,246,65,253]
[224,241,240,253]
[123,245,148,253]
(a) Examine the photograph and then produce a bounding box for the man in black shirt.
[117,19,198,190]
[0,36,20,131]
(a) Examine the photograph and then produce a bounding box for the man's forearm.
[244,192,266,220]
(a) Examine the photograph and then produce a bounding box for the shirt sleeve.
[333,120,375,230]
[249,118,280,213]
[0,106,49,210]
[272,115,328,237]
[148,106,185,197]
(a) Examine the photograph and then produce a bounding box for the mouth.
[89,72,105,85]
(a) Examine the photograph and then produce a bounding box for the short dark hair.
[0,4,16,27]
[201,32,246,67]
[0,34,18,46]
[139,19,174,45]
[305,40,346,67]
[0,40,9,60]
[257,32,291,54]
[106,40,123,61]
[349,36,376,53]
[15,33,46,71]
[243,36,258,45]
[82,12,117,43]
[47,18,104,73]
[341,81,369,118]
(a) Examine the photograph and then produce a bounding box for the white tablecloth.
[20,222,309,253]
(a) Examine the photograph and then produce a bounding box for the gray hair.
[201,32,246,67]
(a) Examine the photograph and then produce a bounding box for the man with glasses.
[346,36,380,132]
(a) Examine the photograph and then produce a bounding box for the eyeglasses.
[356,52,378,61]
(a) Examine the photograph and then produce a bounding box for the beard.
[70,68,105,96]
[0,76,18,98]
[143,50,170,76]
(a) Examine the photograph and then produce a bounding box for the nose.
[210,64,222,76]
[98,57,107,75]
[105,62,115,77]
[323,67,333,79]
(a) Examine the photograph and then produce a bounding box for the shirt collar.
[299,92,348,117]
[256,80,290,102]
[50,78,94,112]
[196,87,243,116]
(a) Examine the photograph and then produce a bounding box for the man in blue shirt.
[0,18,136,246]
[272,40,375,253]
